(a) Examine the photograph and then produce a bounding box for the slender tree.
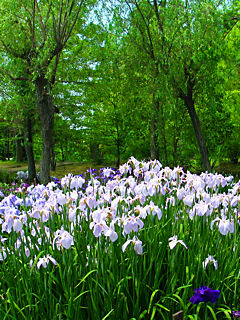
[0,78,37,180]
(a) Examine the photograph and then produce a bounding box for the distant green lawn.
[0,160,239,183]
[0,160,115,180]
[215,161,240,177]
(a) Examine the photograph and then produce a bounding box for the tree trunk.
[112,103,121,167]
[151,65,168,163]
[150,94,160,160]
[61,144,65,162]
[173,135,179,167]
[35,75,55,184]
[51,146,56,171]
[116,125,121,168]
[51,156,56,171]
[16,135,26,162]
[6,128,10,160]
[90,142,102,164]
[159,100,168,165]
[116,137,120,168]
[151,116,159,160]
[24,116,37,182]
[181,78,211,172]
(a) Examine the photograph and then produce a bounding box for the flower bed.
[0,157,239,319]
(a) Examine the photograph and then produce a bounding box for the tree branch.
[51,53,60,85]
[57,0,64,42]
[64,0,85,44]
[35,0,47,42]
[131,0,156,61]
[153,0,167,64]
[60,0,71,41]
[0,40,29,60]
[57,80,96,85]
[0,68,28,81]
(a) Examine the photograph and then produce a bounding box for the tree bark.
[116,134,120,168]
[159,99,168,165]
[90,142,102,164]
[180,77,211,172]
[173,135,179,167]
[151,93,160,160]
[112,103,121,168]
[51,149,56,171]
[24,116,37,182]
[150,113,160,160]
[61,144,65,162]
[16,135,26,162]
[6,128,10,160]
[35,75,55,184]
[151,65,168,163]
[51,139,56,171]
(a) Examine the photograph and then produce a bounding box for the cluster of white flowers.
[0,157,239,270]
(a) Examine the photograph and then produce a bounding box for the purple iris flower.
[51,177,60,184]
[232,311,240,319]
[189,286,220,304]
[21,182,30,188]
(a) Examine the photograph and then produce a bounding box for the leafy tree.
[222,20,240,163]
[110,0,239,171]
[0,74,38,180]
[0,0,95,183]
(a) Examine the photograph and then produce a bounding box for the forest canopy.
[0,0,239,183]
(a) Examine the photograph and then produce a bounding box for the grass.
[50,161,115,178]
[215,161,240,178]
[0,159,240,179]
[0,160,116,182]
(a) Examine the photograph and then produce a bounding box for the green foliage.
[0,170,16,184]
[227,140,240,164]
[96,0,240,168]
[0,0,239,172]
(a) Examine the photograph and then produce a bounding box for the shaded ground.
[215,161,240,178]
[49,161,114,178]
[0,161,115,180]
[0,160,239,182]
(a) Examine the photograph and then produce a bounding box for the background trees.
[0,0,96,183]
[110,0,239,171]
[0,0,239,177]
